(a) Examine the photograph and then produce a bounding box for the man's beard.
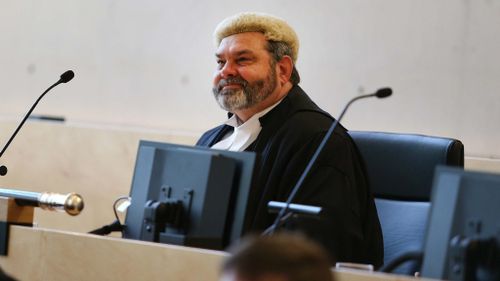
[212,65,277,112]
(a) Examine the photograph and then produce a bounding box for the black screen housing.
[123,140,256,250]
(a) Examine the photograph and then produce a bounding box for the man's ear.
[276,56,293,86]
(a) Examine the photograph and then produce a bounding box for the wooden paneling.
[0,121,197,233]
[0,226,439,281]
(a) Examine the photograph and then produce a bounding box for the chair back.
[348,131,464,274]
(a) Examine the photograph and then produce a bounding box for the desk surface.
[0,226,439,281]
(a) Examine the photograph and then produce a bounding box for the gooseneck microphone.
[264,87,392,235]
[0,70,74,176]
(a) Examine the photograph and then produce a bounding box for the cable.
[113,196,130,224]
[88,195,130,236]
[378,251,423,274]
[88,220,123,235]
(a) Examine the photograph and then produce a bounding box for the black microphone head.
[375,87,392,98]
[60,70,75,83]
[0,165,7,176]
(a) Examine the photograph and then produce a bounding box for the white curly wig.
[213,12,299,63]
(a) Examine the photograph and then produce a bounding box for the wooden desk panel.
[0,226,439,281]
[0,226,225,281]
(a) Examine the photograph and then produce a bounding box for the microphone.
[59,70,75,83]
[264,87,392,235]
[374,87,392,98]
[0,187,84,216]
[0,70,74,176]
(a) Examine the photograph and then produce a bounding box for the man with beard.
[197,12,383,267]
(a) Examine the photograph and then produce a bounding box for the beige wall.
[1,0,499,160]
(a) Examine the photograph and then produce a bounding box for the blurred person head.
[0,267,17,281]
[220,233,334,281]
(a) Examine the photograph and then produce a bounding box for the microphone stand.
[263,88,392,235]
[0,70,74,176]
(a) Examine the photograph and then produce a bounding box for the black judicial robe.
[196,85,383,266]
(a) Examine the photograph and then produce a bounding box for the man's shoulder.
[261,85,352,146]
[262,86,333,128]
[278,111,352,154]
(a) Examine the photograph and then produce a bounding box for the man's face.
[213,32,278,112]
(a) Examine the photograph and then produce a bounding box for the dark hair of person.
[0,267,17,281]
[266,41,301,85]
[222,233,334,281]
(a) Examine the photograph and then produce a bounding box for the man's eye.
[237,58,250,63]
[217,60,225,67]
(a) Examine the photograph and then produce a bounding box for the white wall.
[1,0,499,158]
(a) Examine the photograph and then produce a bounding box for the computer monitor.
[421,166,500,280]
[122,140,256,250]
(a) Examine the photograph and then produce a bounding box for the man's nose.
[220,61,237,78]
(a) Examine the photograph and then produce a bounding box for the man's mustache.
[217,77,248,92]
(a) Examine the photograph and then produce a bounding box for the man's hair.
[267,41,300,85]
[222,234,334,281]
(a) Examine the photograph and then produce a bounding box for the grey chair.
[348,131,464,275]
